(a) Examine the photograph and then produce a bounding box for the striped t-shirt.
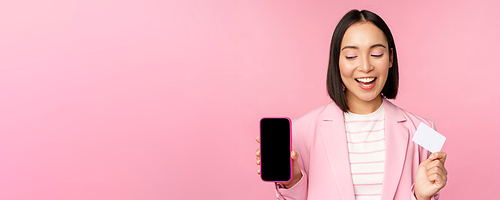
[344,102,385,200]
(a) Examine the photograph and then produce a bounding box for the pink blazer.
[275,98,440,200]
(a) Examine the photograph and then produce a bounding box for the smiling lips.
[355,77,377,90]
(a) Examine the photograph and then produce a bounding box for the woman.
[255,10,447,200]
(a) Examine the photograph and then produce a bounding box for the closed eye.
[371,54,383,57]
[346,56,357,59]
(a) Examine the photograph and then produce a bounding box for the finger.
[425,160,441,169]
[426,162,448,184]
[426,160,447,176]
[291,151,301,174]
[291,150,299,160]
[426,172,447,189]
[419,156,434,167]
[256,159,260,165]
[256,136,260,143]
[426,165,445,177]
[429,151,447,164]
[257,169,260,175]
[256,149,260,157]
[435,175,447,188]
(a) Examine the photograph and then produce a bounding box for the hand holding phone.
[256,139,303,188]
[258,117,303,186]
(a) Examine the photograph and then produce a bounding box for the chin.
[358,93,381,102]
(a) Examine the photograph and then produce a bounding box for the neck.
[346,94,383,114]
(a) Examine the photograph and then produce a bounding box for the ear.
[389,48,394,68]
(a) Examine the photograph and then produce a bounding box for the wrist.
[282,174,303,189]
[414,191,431,200]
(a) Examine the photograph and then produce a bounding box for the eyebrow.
[341,44,387,51]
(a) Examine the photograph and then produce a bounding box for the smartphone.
[260,117,292,182]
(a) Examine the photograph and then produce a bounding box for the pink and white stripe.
[344,103,386,200]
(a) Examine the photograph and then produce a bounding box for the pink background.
[1,0,498,199]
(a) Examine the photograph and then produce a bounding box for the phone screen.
[260,118,291,182]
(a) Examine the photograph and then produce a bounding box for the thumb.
[291,150,299,160]
[291,150,300,171]
[419,153,436,167]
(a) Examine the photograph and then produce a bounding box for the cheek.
[374,59,391,85]
[373,58,391,74]
[338,60,355,79]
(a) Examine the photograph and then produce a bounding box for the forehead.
[341,22,388,47]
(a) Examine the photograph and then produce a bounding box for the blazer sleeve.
[275,168,308,200]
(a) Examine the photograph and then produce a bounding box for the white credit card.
[412,123,446,153]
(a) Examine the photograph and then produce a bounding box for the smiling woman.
[255,9,448,200]
[338,22,393,114]
[327,10,398,114]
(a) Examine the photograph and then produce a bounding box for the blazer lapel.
[380,98,409,200]
[320,103,355,200]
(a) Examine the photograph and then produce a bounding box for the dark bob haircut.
[327,9,399,112]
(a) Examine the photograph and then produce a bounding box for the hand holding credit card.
[412,123,446,153]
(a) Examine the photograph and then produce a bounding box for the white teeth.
[356,78,375,83]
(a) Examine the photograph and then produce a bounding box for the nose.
[358,55,374,73]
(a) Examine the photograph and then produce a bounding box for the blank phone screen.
[260,118,291,182]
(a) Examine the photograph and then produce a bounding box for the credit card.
[412,123,446,153]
